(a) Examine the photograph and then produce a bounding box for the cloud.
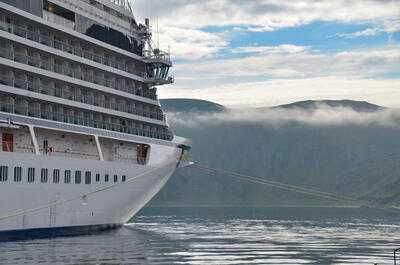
[336,28,381,38]
[172,46,400,80]
[133,0,400,60]
[335,20,400,38]
[156,45,400,108]
[133,0,400,32]
[166,104,400,128]
[158,77,400,109]
[231,44,311,54]
[156,27,228,60]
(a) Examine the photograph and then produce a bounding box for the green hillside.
[151,99,400,207]
[160,98,225,113]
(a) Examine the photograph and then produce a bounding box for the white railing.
[40,147,99,160]
[1,141,13,152]
[43,10,75,30]
[0,142,34,153]
[54,0,133,31]
[112,154,147,164]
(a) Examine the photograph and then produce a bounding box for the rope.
[190,164,400,215]
[0,161,176,222]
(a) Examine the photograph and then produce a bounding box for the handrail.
[0,102,174,141]
[1,141,36,153]
[0,21,144,79]
[46,148,98,157]
[1,141,12,152]
[0,21,159,100]
[395,248,400,265]
[0,75,166,121]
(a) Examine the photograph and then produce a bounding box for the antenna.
[157,8,159,49]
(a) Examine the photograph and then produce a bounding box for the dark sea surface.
[0,207,399,265]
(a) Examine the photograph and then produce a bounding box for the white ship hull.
[0,144,181,238]
[0,0,188,239]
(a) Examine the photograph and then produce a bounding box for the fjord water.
[0,207,399,265]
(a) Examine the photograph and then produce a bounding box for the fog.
[166,104,400,128]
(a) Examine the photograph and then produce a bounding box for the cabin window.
[41,168,48,183]
[122,175,126,182]
[0,166,8,182]
[105,174,109,182]
[85,171,91,184]
[114,175,118,183]
[28,168,35,183]
[75,170,81,184]
[43,139,49,154]
[53,169,60,183]
[96,173,100,182]
[14,167,22,182]
[64,170,71,183]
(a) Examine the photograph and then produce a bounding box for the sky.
[132,0,400,108]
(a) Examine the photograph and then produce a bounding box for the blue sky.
[133,0,400,108]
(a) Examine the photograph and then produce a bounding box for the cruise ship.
[0,0,190,239]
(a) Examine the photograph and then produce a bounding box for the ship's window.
[28,168,35,183]
[43,139,49,154]
[64,170,71,183]
[41,168,48,183]
[75,170,81,184]
[14,167,22,182]
[0,166,8,182]
[85,171,91,184]
[122,175,126,182]
[105,174,109,182]
[53,169,60,183]
[96,173,100,182]
[114,175,118,183]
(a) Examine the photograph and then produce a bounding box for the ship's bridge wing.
[143,49,174,85]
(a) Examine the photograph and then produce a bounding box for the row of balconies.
[0,20,148,78]
[0,46,158,100]
[1,94,149,127]
[0,100,173,141]
[0,74,166,121]
[60,0,134,32]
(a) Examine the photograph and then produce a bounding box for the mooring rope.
[1,161,398,222]
[0,161,176,222]
[190,164,400,215]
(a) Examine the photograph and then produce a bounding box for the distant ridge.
[160,98,225,113]
[270,100,383,112]
[160,98,383,113]
[151,98,400,207]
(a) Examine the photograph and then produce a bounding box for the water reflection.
[0,207,398,265]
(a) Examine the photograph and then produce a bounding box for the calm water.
[0,207,399,265]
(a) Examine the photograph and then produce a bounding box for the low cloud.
[167,104,400,128]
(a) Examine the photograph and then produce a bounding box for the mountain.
[160,98,225,113]
[150,99,400,207]
[268,100,383,112]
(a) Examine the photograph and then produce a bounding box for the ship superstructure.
[0,0,189,238]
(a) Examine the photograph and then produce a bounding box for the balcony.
[0,47,158,100]
[0,102,173,141]
[0,21,147,83]
[0,75,166,122]
[43,10,75,30]
[143,49,172,66]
